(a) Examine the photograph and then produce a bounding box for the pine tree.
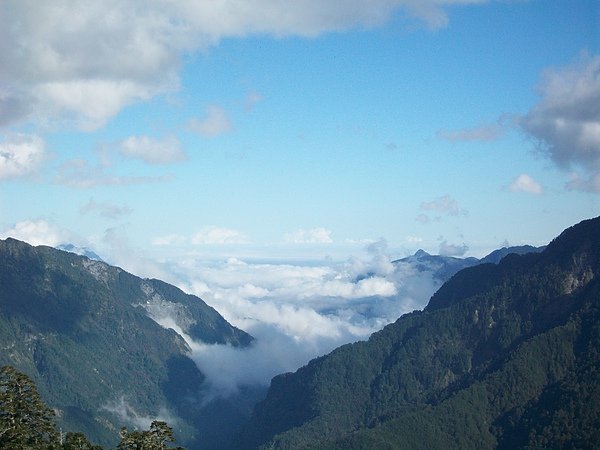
[0,365,60,448]
[63,431,103,450]
[117,420,184,450]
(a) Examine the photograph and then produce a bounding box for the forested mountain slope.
[238,217,600,449]
[0,238,253,448]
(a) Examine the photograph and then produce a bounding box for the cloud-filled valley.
[143,243,449,398]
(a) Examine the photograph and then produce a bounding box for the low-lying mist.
[147,241,444,399]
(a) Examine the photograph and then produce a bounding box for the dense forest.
[0,238,255,448]
[238,217,600,449]
[0,364,183,449]
[1,218,599,449]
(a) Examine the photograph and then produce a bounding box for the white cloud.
[191,226,247,245]
[284,227,333,244]
[35,80,160,131]
[0,0,493,130]
[119,135,186,165]
[0,1,182,130]
[187,105,233,137]
[0,220,71,247]
[419,194,467,217]
[508,173,543,195]
[520,53,600,192]
[0,134,46,180]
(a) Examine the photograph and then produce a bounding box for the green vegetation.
[118,421,183,450]
[0,365,59,448]
[1,365,183,449]
[238,217,600,449]
[0,238,254,448]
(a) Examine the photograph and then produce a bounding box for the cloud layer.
[0,0,491,130]
[520,53,600,192]
[149,242,444,397]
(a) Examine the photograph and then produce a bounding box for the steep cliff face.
[0,238,253,448]
[238,217,600,449]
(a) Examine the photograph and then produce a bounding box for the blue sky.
[1,0,599,263]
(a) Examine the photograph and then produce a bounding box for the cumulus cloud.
[35,80,161,131]
[0,1,182,129]
[520,53,600,192]
[0,0,492,130]
[284,227,333,244]
[0,220,72,247]
[188,105,233,137]
[191,226,247,245]
[508,173,543,195]
[0,134,46,180]
[119,135,186,165]
[80,198,132,219]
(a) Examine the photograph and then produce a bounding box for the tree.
[0,365,60,448]
[117,420,184,450]
[62,431,103,450]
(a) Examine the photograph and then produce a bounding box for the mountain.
[479,244,545,265]
[393,249,479,282]
[238,217,600,449]
[393,245,544,283]
[0,238,254,448]
[56,243,104,262]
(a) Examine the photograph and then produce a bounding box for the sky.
[1,0,599,262]
[1,0,600,394]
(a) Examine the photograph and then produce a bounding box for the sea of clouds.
[0,220,451,399]
[145,240,443,399]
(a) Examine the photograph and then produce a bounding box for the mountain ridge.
[237,217,600,449]
[0,237,254,448]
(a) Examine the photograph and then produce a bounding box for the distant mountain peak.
[414,249,431,258]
